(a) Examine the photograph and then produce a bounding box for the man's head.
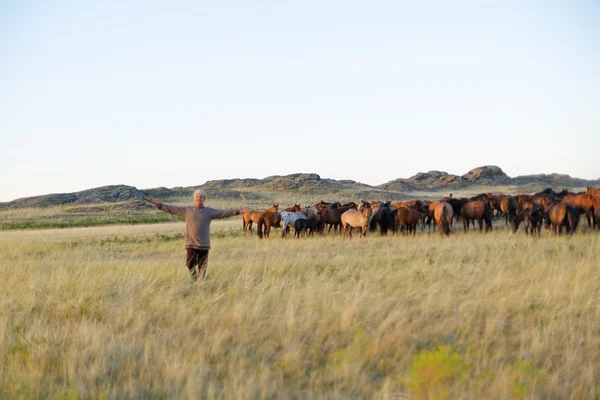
[193,189,207,207]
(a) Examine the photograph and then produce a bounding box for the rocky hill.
[378,165,598,192]
[1,167,598,209]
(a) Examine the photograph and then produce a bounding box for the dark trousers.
[186,248,209,280]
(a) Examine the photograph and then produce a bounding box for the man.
[149,189,248,280]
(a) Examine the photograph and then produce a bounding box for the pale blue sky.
[1,1,599,201]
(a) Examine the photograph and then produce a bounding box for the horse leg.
[248,221,253,236]
[585,210,592,228]
[478,218,483,232]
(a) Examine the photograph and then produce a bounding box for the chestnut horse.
[460,200,492,232]
[500,195,519,224]
[562,194,595,228]
[593,197,600,230]
[243,204,278,236]
[586,187,600,198]
[426,200,443,232]
[315,200,332,211]
[256,212,281,239]
[283,204,302,212]
[395,207,425,235]
[544,203,579,235]
[434,202,453,236]
[341,207,373,238]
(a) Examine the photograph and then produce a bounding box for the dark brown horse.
[460,200,492,232]
[544,203,579,235]
[256,212,282,239]
[538,188,571,199]
[293,218,319,238]
[512,208,543,236]
[321,203,357,233]
[562,194,595,228]
[370,202,396,235]
[242,204,278,236]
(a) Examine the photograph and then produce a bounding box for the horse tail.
[484,204,493,231]
[568,206,580,235]
[440,205,451,236]
[257,214,265,239]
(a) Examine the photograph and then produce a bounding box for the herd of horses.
[241,187,600,238]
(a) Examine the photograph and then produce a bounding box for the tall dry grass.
[1,221,599,398]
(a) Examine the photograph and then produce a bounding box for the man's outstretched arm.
[210,206,248,219]
[145,198,187,217]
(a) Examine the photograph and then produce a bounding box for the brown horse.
[395,207,425,235]
[242,204,278,236]
[315,200,332,211]
[434,202,453,236]
[593,197,600,230]
[426,200,443,232]
[544,203,579,235]
[282,204,301,212]
[500,195,519,224]
[487,194,505,220]
[515,194,533,208]
[562,194,595,228]
[586,187,600,198]
[391,201,413,209]
[532,194,558,210]
[256,212,281,239]
[512,208,543,236]
[320,203,357,233]
[391,200,425,211]
[460,200,492,232]
[341,207,373,238]
[520,200,537,210]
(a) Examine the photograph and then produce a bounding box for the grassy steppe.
[1,221,599,399]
